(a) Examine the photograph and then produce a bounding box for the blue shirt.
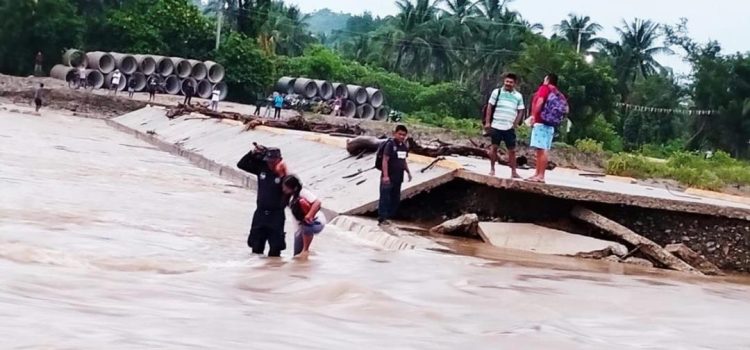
[274,95,283,108]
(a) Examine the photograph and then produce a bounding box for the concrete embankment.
[109,107,750,272]
[109,106,454,217]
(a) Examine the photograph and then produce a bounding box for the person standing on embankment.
[484,73,525,178]
[237,145,289,257]
[377,125,412,225]
[34,52,43,77]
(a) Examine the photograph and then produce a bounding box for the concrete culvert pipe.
[356,104,375,119]
[314,80,334,100]
[204,61,225,83]
[180,78,198,95]
[180,78,198,96]
[188,60,207,80]
[109,52,138,75]
[134,55,157,76]
[50,64,78,83]
[63,49,86,68]
[130,72,147,91]
[83,69,104,89]
[153,56,174,77]
[197,80,212,99]
[164,75,181,95]
[340,100,357,118]
[275,76,296,94]
[214,82,228,100]
[293,78,318,98]
[332,83,348,99]
[366,87,384,108]
[85,51,115,74]
[170,57,192,79]
[374,106,390,121]
[346,85,368,105]
[104,72,127,91]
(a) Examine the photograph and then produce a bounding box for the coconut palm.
[615,18,673,79]
[554,14,607,52]
[384,0,441,76]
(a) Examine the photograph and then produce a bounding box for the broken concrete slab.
[429,214,479,238]
[477,222,628,257]
[666,243,724,276]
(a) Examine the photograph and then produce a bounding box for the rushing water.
[1,109,750,349]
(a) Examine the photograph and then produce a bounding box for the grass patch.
[606,150,750,191]
[402,112,481,137]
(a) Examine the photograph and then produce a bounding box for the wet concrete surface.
[3,108,750,349]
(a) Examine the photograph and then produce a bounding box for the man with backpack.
[376,125,412,225]
[484,73,525,178]
[527,73,568,184]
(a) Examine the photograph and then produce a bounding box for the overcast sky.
[287,0,749,76]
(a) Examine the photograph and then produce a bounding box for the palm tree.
[261,3,313,56]
[554,14,606,52]
[442,0,478,20]
[384,0,441,76]
[615,18,673,80]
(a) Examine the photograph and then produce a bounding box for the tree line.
[0,0,747,158]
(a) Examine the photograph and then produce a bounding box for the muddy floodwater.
[1,109,750,349]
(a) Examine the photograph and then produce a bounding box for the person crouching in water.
[282,175,326,257]
[237,145,289,257]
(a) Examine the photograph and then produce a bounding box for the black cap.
[263,147,282,161]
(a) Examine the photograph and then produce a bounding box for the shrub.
[606,153,667,178]
[575,138,604,154]
[215,32,275,103]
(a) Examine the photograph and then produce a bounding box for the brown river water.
[1,108,750,349]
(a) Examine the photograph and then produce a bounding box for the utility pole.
[215,1,225,51]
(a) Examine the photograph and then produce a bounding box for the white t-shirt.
[211,89,220,102]
[79,70,86,79]
[488,88,525,130]
[299,189,327,224]
[112,72,121,85]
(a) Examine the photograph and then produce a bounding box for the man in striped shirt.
[484,73,525,178]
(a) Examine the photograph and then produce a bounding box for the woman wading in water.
[282,175,326,257]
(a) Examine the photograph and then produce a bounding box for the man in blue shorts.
[527,73,561,184]
[484,73,525,178]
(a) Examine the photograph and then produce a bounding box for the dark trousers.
[248,209,286,256]
[254,104,262,115]
[378,180,402,222]
[274,107,281,119]
[183,95,192,105]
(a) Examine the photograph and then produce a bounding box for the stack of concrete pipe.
[275,76,388,120]
[50,49,228,100]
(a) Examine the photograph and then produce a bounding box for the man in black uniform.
[237,145,289,257]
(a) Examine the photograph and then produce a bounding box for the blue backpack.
[541,89,568,127]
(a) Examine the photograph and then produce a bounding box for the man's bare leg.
[508,148,521,178]
[488,144,498,176]
[527,149,547,183]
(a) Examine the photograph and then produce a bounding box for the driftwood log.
[571,206,702,275]
[166,104,366,136]
[429,214,480,238]
[166,105,556,169]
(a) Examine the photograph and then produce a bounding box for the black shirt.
[383,139,409,183]
[237,151,286,210]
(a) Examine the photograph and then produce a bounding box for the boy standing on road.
[378,125,412,225]
[484,73,525,178]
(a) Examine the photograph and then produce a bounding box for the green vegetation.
[0,0,748,188]
[606,151,750,191]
